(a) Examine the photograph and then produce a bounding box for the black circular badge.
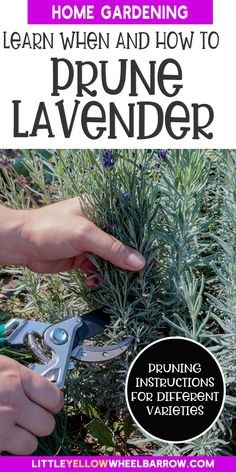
[125,337,225,443]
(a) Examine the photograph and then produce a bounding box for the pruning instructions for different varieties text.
[0,0,236,148]
[126,338,226,443]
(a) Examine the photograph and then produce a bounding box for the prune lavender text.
[13,57,214,140]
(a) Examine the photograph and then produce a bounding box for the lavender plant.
[0,149,236,456]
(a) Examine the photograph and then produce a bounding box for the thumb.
[80,222,146,271]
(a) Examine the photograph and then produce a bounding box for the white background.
[0,0,235,149]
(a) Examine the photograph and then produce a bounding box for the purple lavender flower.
[156,149,168,160]
[107,216,117,228]
[233,164,236,173]
[101,149,114,169]
[155,149,168,169]
[0,160,12,169]
[0,149,19,159]
[115,190,129,208]
[15,176,33,186]
[0,150,11,157]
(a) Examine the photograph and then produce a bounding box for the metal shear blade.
[71,336,133,363]
[73,307,110,344]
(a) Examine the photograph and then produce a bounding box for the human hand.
[1,198,145,285]
[0,355,63,455]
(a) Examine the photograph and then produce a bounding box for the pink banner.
[28,0,213,25]
[0,456,235,471]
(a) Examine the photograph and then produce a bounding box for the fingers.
[0,358,61,456]
[73,255,99,287]
[85,277,99,288]
[74,256,96,275]
[26,258,75,274]
[27,255,97,276]
[20,365,63,414]
[17,398,56,437]
[79,221,146,271]
[69,254,96,274]
[3,425,38,455]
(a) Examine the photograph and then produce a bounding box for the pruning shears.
[0,308,132,388]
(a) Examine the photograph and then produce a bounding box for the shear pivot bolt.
[50,328,68,345]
